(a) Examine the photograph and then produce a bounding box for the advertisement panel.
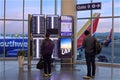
[60,38,72,58]
[60,16,73,36]
[0,37,28,57]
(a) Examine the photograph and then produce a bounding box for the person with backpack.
[40,33,54,77]
[82,30,97,79]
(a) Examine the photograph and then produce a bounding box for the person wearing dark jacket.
[82,30,96,79]
[41,33,54,77]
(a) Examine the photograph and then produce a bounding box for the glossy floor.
[0,61,120,80]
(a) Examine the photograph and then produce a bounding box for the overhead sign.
[76,2,101,11]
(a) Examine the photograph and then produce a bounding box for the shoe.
[83,76,91,79]
[48,74,51,77]
[43,74,48,77]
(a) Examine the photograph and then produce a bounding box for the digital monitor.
[33,38,59,59]
[31,14,45,34]
[46,15,59,35]
[47,29,58,35]
[60,38,72,58]
[60,16,73,36]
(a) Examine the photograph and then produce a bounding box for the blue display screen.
[60,38,72,58]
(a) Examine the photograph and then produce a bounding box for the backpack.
[95,41,102,54]
[42,39,54,55]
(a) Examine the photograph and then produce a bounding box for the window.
[57,0,61,16]
[6,0,23,19]
[24,0,40,19]
[0,21,4,57]
[114,0,120,16]
[0,0,4,19]
[114,18,120,63]
[76,0,120,64]
[93,0,112,17]
[42,0,55,14]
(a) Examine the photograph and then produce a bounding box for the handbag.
[36,58,44,69]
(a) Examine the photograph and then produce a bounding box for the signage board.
[46,15,59,35]
[60,16,73,36]
[31,14,45,34]
[60,38,72,58]
[76,2,101,11]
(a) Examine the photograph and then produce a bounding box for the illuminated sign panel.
[46,15,59,35]
[60,16,72,36]
[76,2,101,11]
[33,38,59,58]
[46,15,59,29]
[60,38,72,58]
[32,14,45,34]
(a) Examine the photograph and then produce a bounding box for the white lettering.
[61,48,71,55]
[0,40,28,47]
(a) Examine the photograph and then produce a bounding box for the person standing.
[82,30,96,79]
[40,33,54,77]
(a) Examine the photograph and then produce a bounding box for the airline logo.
[77,13,100,49]
[0,39,28,48]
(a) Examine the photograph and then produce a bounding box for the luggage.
[95,41,102,55]
[36,58,44,69]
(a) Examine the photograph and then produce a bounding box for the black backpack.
[95,41,102,54]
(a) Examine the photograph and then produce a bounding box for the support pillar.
[61,0,77,66]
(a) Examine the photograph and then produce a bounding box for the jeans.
[43,54,52,74]
[85,54,96,76]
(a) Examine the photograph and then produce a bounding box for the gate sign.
[76,2,101,11]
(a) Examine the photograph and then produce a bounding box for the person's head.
[45,33,50,38]
[84,30,90,36]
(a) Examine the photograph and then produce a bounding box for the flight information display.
[33,38,59,58]
[46,15,59,35]
[51,39,59,58]
[60,38,72,58]
[31,14,45,34]
[60,16,73,36]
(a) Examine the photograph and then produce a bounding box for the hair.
[84,30,90,36]
[45,33,50,38]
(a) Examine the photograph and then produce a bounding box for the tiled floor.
[0,60,120,80]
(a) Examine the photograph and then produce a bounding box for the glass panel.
[57,0,61,16]
[6,0,23,19]
[114,0,120,16]
[76,19,91,61]
[0,0,4,19]
[95,19,112,63]
[77,11,91,18]
[0,21,4,77]
[42,0,55,14]
[24,21,28,37]
[24,0,40,19]
[76,0,91,18]
[24,21,28,57]
[0,21,4,57]
[76,18,113,63]
[114,18,120,63]
[77,0,90,4]
[93,0,112,17]
[5,21,23,57]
